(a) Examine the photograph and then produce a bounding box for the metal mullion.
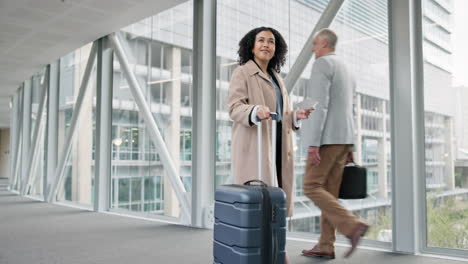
[12,89,23,190]
[8,96,14,189]
[46,61,60,198]
[13,87,24,190]
[142,39,152,213]
[192,0,217,228]
[47,42,98,202]
[13,140,22,190]
[109,33,191,222]
[284,0,345,93]
[22,71,49,195]
[113,177,119,209]
[413,0,429,256]
[94,37,113,212]
[389,0,426,254]
[9,91,20,189]
[21,80,32,192]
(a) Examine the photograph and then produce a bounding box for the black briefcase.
[339,164,367,199]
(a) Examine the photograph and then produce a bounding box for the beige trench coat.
[228,60,299,217]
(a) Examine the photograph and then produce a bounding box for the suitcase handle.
[255,112,278,186]
[243,179,267,187]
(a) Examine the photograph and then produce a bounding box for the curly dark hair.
[237,27,288,73]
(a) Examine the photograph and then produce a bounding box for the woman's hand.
[296,108,314,120]
[256,105,271,120]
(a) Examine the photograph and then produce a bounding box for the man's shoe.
[302,246,335,259]
[344,222,369,258]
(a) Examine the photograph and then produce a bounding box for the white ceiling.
[0,0,186,128]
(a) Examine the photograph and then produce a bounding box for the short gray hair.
[315,29,338,49]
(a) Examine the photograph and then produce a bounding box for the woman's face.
[252,30,276,64]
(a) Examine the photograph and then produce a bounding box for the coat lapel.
[272,71,286,95]
[257,70,272,84]
[245,60,273,87]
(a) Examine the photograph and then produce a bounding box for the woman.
[228,27,312,262]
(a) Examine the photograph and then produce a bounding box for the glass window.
[56,43,96,207]
[290,0,392,242]
[422,0,468,251]
[29,70,47,197]
[110,1,193,219]
[216,0,392,243]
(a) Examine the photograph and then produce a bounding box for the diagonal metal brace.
[109,33,191,222]
[284,0,344,94]
[21,71,49,195]
[47,43,98,203]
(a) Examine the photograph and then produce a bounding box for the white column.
[389,0,426,254]
[46,62,60,198]
[14,88,24,190]
[9,92,20,189]
[21,79,32,192]
[444,117,455,190]
[72,45,93,204]
[94,37,114,211]
[378,100,388,199]
[192,0,216,228]
[56,111,66,201]
[164,47,182,217]
[355,93,363,164]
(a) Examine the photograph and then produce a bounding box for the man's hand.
[296,108,314,120]
[308,146,321,166]
[257,105,271,120]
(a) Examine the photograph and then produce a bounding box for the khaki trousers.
[303,144,362,252]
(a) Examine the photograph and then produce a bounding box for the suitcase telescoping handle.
[255,112,278,186]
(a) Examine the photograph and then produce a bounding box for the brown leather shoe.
[344,222,369,258]
[302,246,335,259]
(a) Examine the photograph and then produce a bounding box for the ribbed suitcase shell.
[213,184,286,264]
[214,113,286,264]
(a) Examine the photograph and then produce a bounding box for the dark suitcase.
[339,164,367,199]
[213,113,287,264]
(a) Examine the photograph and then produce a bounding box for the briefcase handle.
[346,162,363,167]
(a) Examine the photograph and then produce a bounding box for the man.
[301,28,369,259]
